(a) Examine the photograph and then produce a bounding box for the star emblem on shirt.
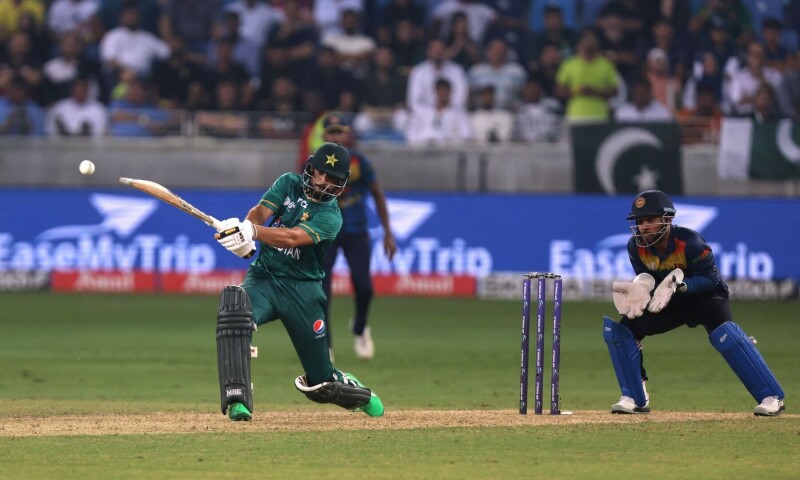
[301,211,310,221]
[326,154,338,166]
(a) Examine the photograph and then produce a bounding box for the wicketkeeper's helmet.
[627,190,676,247]
[303,142,351,202]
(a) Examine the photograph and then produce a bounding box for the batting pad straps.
[709,321,784,402]
[217,285,256,414]
[295,375,372,410]
[603,317,648,407]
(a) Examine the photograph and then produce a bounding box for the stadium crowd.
[0,0,799,144]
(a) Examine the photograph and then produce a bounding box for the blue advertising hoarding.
[0,188,796,284]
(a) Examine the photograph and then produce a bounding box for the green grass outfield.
[0,293,798,479]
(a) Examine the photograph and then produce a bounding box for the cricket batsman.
[604,190,785,416]
[213,142,384,421]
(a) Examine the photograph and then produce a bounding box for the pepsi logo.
[313,319,326,335]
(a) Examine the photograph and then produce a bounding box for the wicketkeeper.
[214,142,384,421]
[604,190,785,416]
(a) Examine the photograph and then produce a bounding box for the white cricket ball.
[79,160,95,175]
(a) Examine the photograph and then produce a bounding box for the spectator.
[596,11,639,82]
[529,0,580,33]
[157,0,218,55]
[689,0,753,48]
[354,46,407,136]
[45,77,107,137]
[528,41,562,100]
[203,36,255,109]
[515,76,562,142]
[388,19,425,76]
[430,0,496,45]
[99,3,170,81]
[223,0,284,50]
[676,84,723,144]
[42,31,102,105]
[0,0,45,40]
[644,48,680,112]
[405,78,472,145]
[0,76,44,135]
[614,77,673,122]
[467,37,526,110]
[750,83,782,123]
[598,0,653,39]
[406,37,468,112]
[682,14,738,112]
[307,46,357,111]
[151,37,206,109]
[254,75,300,112]
[469,84,513,144]
[636,17,691,87]
[264,0,318,88]
[760,17,788,72]
[314,0,362,37]
[97,0,160,35]
[443,12,482,71]
[555,28,619,122]
[207,12,260,78]
[0,31,44,104]
[321,8,375,78]
[779,50,800,118]
[727,41,782,116]
[481,0,529,63]
[108,78,176,137]
[525,5,576,73]
[196,79,250,138]
[376,0,424,47]
[47,0,100,38]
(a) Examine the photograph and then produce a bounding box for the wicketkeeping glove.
[215,218,257,259]
[612,273,655,319]
[647,268,685,313]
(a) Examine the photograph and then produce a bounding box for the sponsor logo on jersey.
[313,319,326,338]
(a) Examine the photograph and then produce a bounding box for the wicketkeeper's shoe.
[611,396,650,414]
[354,326,375,361]
[228,402,252,421]
[343,372,384,417]
[754,396,785,417]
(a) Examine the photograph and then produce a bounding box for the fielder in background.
[214,142,384,421]
[604,190,785,416]
[319,112,397,361]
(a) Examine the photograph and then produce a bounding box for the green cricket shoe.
[228,402,252,421]
[341,372,385,417]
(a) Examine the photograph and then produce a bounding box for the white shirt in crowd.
[470,108,514,144]
[615,100,673,122]
[515,97,562,142]
[47,0,100,35]
[406,60,468,112]
[405,106,473,146]
[224,0,285,49]
[431,0,497,43]
[46,98,108,138]
[727,66,782,116]
[468,62,527,110]
[100,27,170,76]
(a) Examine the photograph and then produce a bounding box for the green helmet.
[303,142,351,201]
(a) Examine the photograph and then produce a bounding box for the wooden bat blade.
[119,177,222,229]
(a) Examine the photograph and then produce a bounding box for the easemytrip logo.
[0,194,217,272]
[549,203,775,280]
[351,198,492,276]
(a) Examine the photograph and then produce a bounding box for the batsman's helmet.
[303,142,351,202]
[626,190,676,220]
[627,190,676,247]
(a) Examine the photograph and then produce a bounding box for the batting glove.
[215,218,256,258]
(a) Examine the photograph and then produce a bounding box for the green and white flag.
[571,122,683,194]
[718,118,800,180]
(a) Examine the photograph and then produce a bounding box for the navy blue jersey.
[627,225,728,298]
[336,149,376,234]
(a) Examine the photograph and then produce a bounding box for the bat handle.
[208,216,224,231]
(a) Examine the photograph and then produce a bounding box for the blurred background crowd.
[0,0,798,145]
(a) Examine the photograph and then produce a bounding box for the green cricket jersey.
[252,173,342,280]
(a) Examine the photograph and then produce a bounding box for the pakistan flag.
[718,118,800,179]
[571,122,683,194]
